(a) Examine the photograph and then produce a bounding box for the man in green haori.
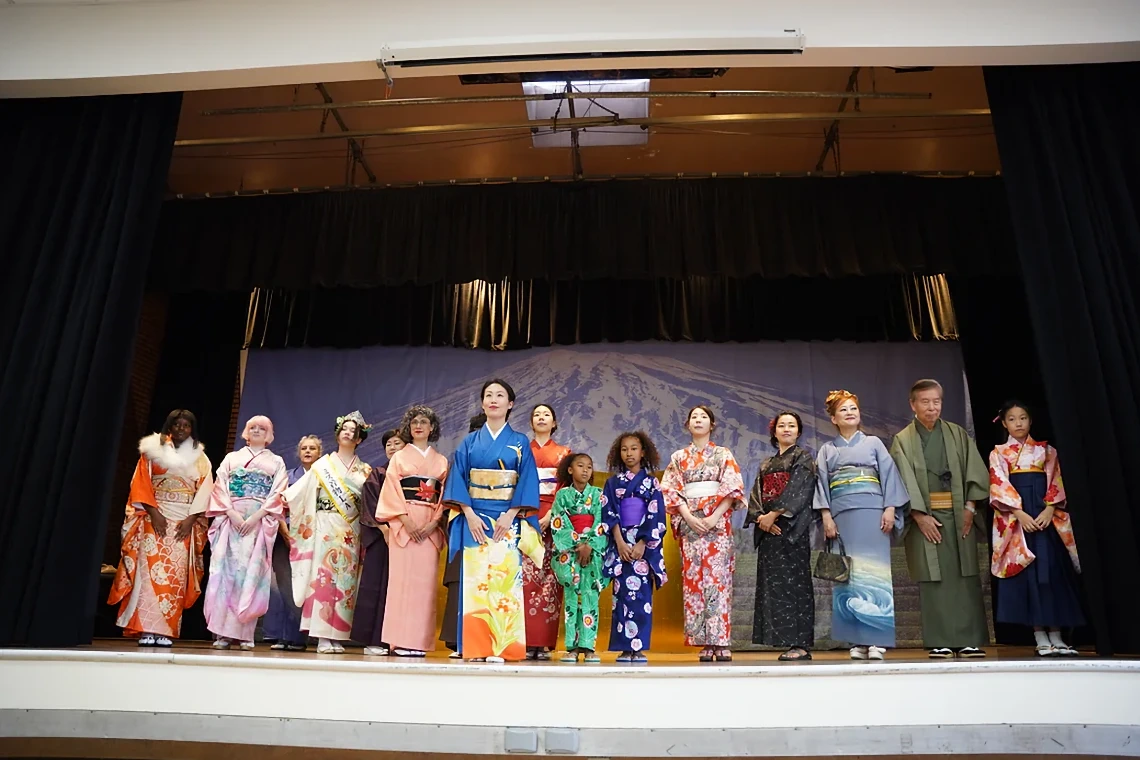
[890,378,991,659]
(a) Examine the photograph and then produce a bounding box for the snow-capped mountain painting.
[240,340,973,650]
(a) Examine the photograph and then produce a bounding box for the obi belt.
[569,514,595,534]
[828,466,882,498]
[619,496,647,527]
[683,481,720,500]
[469,468,518,501]
[401,476,442,504]
[537,467,559,496]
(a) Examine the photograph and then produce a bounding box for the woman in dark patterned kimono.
[748,411,818,661]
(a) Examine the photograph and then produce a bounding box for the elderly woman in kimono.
[661,405,745,662]
[815,390,910,660]
[264,435,320,651]
[442,379,544,663]
[204,415,288,650]
[283,410,372,654]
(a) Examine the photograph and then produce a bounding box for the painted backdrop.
[240,341,988,649]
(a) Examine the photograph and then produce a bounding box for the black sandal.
[778,647,812,661]
[698,647,714,662]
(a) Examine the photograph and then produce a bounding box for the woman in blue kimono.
[602,431,667,663]
[814,390,910,660]
[442,378,544,663]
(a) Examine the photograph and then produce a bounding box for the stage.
[1,643,1136,759]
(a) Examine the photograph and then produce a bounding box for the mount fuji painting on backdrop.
[240,340,979,649]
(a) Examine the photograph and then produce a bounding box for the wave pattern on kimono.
[748,445,817,649]
[204,448,288,641]
[989,436,1079,577]
[286,453,370,640]
[602,468,667,652]
[377,444,449,651]
[108,434,212,638]
[661,443,745,647]
[814,432,909,648]
[444,423,544,661]
[522,438,570,650]
[551,484,610,651]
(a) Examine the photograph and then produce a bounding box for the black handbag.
[813,536,852,583]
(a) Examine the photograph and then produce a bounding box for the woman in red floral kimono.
[661,405,744,662]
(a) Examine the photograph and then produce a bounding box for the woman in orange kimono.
[661,405,745,662]
[377,406,449,657]
[108,409,213,647]
[522,403,570,660]
[989,400,1083,656]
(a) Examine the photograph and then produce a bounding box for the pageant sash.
[312,457,360,522]
[683,481,720,500]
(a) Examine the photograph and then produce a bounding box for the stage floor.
[1,642,1137,759]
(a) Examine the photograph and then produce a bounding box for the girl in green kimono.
[551,453,610,663]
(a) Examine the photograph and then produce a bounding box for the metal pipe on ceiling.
[175,108,990,148]
[202,88,932,116]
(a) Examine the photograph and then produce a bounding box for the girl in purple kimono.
[602,431,668,663]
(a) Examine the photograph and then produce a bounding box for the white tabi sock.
[1034,630,1051,648]
[1047,630,1068,649]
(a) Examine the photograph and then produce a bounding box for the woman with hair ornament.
[814,390,909,661]
[282,410,372,654]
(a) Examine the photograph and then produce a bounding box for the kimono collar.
[834,430,865,448]
[533,437,560,449]
[689,440,717,457]
[407,443,433,457]
[485,422,509,441]
[138,432,205,477]
[1005,434,1043,449]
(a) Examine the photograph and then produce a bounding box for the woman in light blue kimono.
[814,390,910,660]
[442,378,544,663]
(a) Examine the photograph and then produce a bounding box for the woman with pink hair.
[204,415,289,649]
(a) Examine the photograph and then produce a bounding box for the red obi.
[569,514,595,533]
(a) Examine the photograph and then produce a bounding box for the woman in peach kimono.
[108,409,212,647]
[378,406,449,657]
[989,400,1083,657]
[660,405,745,662]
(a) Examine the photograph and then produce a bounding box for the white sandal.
[868,646,886,660]
[1035,644,1057,657]
[363,646,390,656]
[849,646,868,660]
[212,639,231,650]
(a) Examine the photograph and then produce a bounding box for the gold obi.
[469,468,518,501]
[929,491,954,511]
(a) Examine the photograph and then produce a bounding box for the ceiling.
[168,65,998,195]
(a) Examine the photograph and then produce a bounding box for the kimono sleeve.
[745,466,766,526]
[511,435,541,513]
[586,487,610,554]
[1044,446,1067,507]
[550,489,577,552]
[716,447,746,508]
[813,446,832,512]
[873,437,911,510]
[358,467,385,529]
[377,456,409,521]
[638,478,667,547]
[962,433,991,503]
[660,453,686,515]
[443,436,472,509]
[602,476,622,535]
[127,456,156,512]
[988,448,1022,511]
[189,455,214,515]
[206,452,236,518]
[264,458,289,518]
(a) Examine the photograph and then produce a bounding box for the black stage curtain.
[153,176,1017,291]
[986,62,1140,655]
[248,275,935,350]
[0,93,182,646]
